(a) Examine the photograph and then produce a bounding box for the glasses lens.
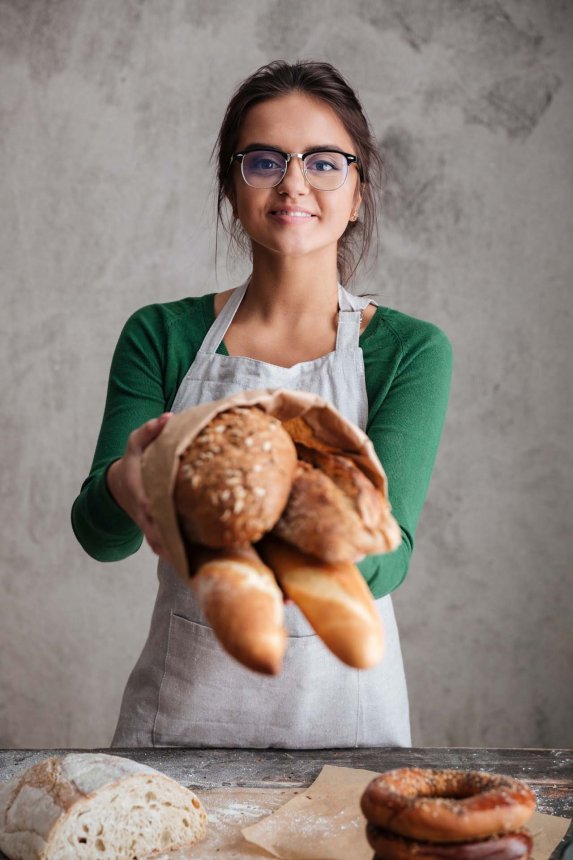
[304,151,348,190]
[242,150,286,187]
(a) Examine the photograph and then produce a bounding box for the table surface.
[1,747,571,859]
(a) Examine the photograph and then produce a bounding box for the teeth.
[275,211,312,217]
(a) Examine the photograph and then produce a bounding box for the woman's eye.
[252,157,282,170]
[307,157,339,172]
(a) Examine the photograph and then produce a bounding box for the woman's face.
[229,92,363,263]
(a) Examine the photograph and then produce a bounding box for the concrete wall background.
[1,0,571,749]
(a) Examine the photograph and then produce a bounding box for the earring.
[350,212,358,222]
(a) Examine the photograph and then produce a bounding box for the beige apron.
[112,281,411,748]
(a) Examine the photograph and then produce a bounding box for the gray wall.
[1,0,571,749]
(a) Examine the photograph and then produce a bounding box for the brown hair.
[211,60,383,285]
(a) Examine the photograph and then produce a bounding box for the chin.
[253,233,336,260]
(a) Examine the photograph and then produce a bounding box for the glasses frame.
[229,146,364,190]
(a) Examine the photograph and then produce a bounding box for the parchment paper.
[241,765,570,860]
[141,387,394,585]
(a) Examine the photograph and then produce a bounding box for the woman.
[72,60,452,748]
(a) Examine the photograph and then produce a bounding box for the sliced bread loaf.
[0,752,207,860]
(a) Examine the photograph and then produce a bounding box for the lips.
[269,208,317,220]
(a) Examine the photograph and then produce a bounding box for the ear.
[354,180,365,211]
[349,181,365,222]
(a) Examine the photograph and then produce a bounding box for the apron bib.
[112,281,411,748]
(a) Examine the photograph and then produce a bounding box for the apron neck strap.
[335,284,373,350]
[199,278,250,353]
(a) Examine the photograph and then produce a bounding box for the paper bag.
[141,387,395,585]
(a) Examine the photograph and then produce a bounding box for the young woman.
[72,60,452,748]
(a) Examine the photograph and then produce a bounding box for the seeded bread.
[174,407,297,548]
[0,753,207,860]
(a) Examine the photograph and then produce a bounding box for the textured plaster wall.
[1,0,571,748]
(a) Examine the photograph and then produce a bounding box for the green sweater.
[71,293,452,599]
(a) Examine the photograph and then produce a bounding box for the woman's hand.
[106,413,173,560]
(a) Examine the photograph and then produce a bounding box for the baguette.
[0,753,207,860]
[188,543,288,675]
[258,538,384,669]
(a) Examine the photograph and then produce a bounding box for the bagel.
[367,823,533,860]
[360,768,536,843]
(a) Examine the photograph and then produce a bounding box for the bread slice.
[0,753,207,860]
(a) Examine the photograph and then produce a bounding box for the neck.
[244,244,341,322]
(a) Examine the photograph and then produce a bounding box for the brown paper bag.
[141,387,395,585]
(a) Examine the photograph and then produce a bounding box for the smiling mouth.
[269,210,316,218]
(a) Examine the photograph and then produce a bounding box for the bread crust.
[298,446,401,546]
[174,407,297,548]
[281,415,339,453]
[272,457,399,563]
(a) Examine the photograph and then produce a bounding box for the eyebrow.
[241,142,347,152]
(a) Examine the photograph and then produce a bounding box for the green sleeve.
[71,305,171,561]
[358,313,453,599]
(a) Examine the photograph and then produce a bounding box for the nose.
[277,155,309,195]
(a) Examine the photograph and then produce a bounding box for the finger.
[147,538,163,556]
[129,413,173,454]
[144,522,164,556]
[146,531,174,567]
[142,507,175,565]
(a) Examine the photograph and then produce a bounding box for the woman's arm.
[71,306,170,561]
[358,314,453,599]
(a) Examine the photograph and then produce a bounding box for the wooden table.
[1,748,571,858]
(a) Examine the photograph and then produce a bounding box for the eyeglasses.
[230,147,363,191]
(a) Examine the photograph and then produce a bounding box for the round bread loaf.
[272,453,401,563]
[174,406,297,548]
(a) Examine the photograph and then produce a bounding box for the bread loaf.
[298,446,401,552]
[0,753,207,860]
[258,538,385,669]
[188,543,287,675]
[281,415,338,453]
[272,455,400,563]
[174,406,297,548]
